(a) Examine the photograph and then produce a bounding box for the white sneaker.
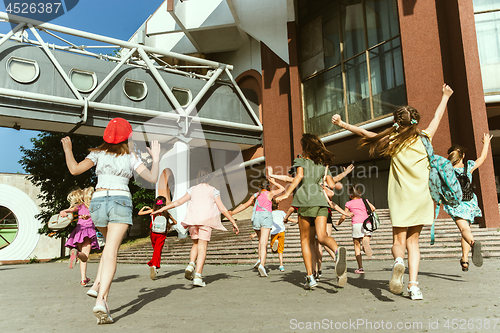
[193,273,206,287]
[407,282,423,300]
[253,259,261,269]
[335,247,347,278]
[272,239,279,252]
[304,275,318,290]
[258,264,268,277]
[389,259,405,294]
[150,266,157,280]
[185,262,195,280]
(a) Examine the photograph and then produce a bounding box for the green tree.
[19,131,155,239]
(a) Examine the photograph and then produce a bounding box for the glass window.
[299,0,405,136]
[69,69,97,93]
[123,78,147,101]
[7,57,39,83]
[0,206,18,249]
[474,2,500,94]
[172,87,191,107]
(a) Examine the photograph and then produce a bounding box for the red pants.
[147,232,166,268]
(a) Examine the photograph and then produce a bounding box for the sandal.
[354,268,364,274]
[471,241,483,267]
[460,259,469,272]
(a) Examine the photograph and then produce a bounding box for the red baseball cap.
[103,118,132,144]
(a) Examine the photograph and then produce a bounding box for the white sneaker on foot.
[258,264,268,277]
[185,262,195,280]
[335,247,347,278]
[407,282,423,300]
[253,259,261,269]
[389,259,405,294]
[304,275,318,290]
[150,266,157,280]
[272,239,278,252]
[193,273,206,287]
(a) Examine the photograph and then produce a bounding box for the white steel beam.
[29,24,83,101]
[184,66,225,117]
[225,67,263,130]
[137,47,187,117]
[0,12,232,69]
[0,22,24,49]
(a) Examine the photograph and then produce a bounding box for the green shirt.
[291,157,332,208]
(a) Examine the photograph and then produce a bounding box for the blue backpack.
[420,135,462,244]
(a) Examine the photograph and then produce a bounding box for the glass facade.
[474,0,500,94]
[299,0,406,136]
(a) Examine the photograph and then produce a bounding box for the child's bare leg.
[78,239,92,281]
[78,237,91,262]
[309,226,317,272]
[195,240,208,274]
[316,241,323,272]
[315,217,338,254]
[255,229,262,263]
[455,218,473,262]
[392,227,407,260]
[298,216,313,276]
[278,252,283,267]
[353,238,362,269]
[259,227,271,266]
[90,227,107,293]
[406,225,423,288]
[95,223,129,303]
[190,239,199,264]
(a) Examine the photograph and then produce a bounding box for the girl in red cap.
[61,117,161,324]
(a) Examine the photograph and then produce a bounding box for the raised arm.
[276,167,304,203]
[215,196,239,234]
[59,206,78,217]
[331,164,354,183]
[151,193,191,215]
[332,115,377,138]
[61,137,94,175]
[268,177,285,197]
[230,195,256,215]
[471,133,493,172]
[424,84,454,138]
[267,166,294,183]
[135,140,161,184]
[138,206,153,216]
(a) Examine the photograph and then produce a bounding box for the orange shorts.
[271,231,285,253]
[188,225,212,241]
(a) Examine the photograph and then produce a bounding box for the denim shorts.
[252,211,273,230]
[89,195,133,228]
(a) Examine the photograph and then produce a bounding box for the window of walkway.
[298,0,406,136]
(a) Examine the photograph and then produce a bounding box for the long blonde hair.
[67,187,94,208]
[88,142,130,156]
[360,106,421,157]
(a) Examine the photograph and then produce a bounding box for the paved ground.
[1,258,500,332]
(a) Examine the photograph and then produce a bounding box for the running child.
[152,167,239,287]
[444,133,492,271]
[332,83,454,300]
[230,177,284,277]
[336,185,376,274]
[138,195,178,280]
[276,133,352,289]
[60,187,100,286]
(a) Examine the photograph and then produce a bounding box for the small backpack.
[151,215,167,233]
[420,135,462,244]
[455,160,474,201]
[362,198,380,232]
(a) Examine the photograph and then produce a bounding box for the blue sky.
[0,0,164,173]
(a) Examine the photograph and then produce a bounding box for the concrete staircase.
[109,208,500,265]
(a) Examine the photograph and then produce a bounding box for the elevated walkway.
[107,208,500,265]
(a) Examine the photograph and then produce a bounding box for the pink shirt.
[255,191,272,212]
[345,198,370,225]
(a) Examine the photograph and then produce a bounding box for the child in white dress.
[152,168,239,287]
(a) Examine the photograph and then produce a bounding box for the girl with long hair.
[332,84,454,300]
